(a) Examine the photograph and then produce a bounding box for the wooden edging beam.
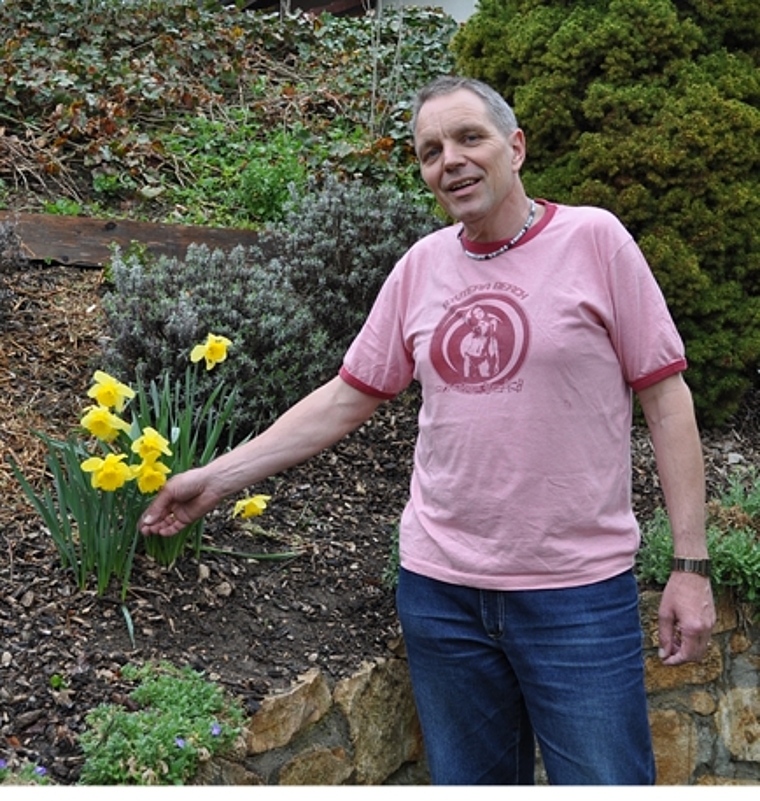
[0,211,261,268]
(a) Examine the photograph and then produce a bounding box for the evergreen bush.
[452,0,760,428]
[101,179,442,437]
[0,222,26,326]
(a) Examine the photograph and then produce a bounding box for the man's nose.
[441,142,465,169]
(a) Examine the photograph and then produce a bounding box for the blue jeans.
[396,567,656,785]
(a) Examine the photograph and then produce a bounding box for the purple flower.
[175,737,186,749]
[34,765,47,776]
[210,723,221,737]
[0,759,7,770]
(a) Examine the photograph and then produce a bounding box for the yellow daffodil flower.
[131,426,172,460]
[190,333,232,371]
[87,370,136,412]
[233,494,271,519]
[80,405,132,443]
[81,453,133,492]
[131,457,171,494]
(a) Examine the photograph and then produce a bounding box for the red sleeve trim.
[339,366,397,400]
[630,359,688,392]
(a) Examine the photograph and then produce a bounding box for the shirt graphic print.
[430,285,530,395]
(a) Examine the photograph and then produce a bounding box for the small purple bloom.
[0,759,7,770]
[175,737,186,749]
[210,723,221,737]
[34,766,47,776]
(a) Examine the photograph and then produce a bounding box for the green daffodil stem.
[199,545,302,561]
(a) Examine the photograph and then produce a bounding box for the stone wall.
[196,591,759,785]
[640,590,760,785]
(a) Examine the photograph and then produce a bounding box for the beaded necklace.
[458,199,536,261]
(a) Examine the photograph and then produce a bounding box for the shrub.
[0,222,27,326]
[100,179,442,437]
[452,0,760,428]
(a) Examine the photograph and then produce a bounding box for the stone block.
[334,658,424,785]
[645,641,723,693]
[696,776,760,785]
[649,708,698,785]
[717,687,760,762]
[640,590,662,650]
[193,757,264,785]
[246,667,332,753]
[278,746,354,785]
[689,690,717,716]
[713,592,740,634]
[729,631,752,656]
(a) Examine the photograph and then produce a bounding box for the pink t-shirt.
[340,202,686,590]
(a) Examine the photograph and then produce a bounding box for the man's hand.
[139,467,222,538]
[657,571,716,665]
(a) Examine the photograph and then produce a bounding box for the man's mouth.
[448,178,479,193]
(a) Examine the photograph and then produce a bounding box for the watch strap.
[671,557,711,578]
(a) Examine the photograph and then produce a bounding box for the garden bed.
[1,263,758,784]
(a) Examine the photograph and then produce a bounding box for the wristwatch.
[671,557,711,578]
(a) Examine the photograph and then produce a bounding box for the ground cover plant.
[0,0,458,225]
[78,661,246,785]
[638,467,760,616]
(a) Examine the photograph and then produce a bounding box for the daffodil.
[81,453,133,492]
[131,456,171,494]
[233,494,271,519]
[131,426,172,460]
[80,405,132,443]
[87,370,136,412]
[190,333,232,371]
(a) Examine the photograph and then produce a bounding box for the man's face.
[414,89,526,234]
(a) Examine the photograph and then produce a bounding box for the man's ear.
[510,129,527,171]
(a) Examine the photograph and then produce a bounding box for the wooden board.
[0,211,262,268]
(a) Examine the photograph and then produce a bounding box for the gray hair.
[410,76,519,141]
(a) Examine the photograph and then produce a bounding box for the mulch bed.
[1,264,758,784]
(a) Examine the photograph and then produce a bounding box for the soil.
[1,263,759,784]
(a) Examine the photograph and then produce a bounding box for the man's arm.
[637,372,716,665]
[139,376,386,537]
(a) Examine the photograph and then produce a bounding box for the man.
[140,76,716,784]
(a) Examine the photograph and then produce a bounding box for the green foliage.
[41,198,86,216]
[100,178,442,436]
[382,522,401,591]
[676,0,760,60]
[78,661,245,785]
[161,114,314,226]
[9,341,240,598]
[452,0,760,428]
[0,222,26,326]
[0,760,50,785]
[637,467,760,615]
[0,1,457,223]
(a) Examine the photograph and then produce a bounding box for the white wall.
[381,0,476,23]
